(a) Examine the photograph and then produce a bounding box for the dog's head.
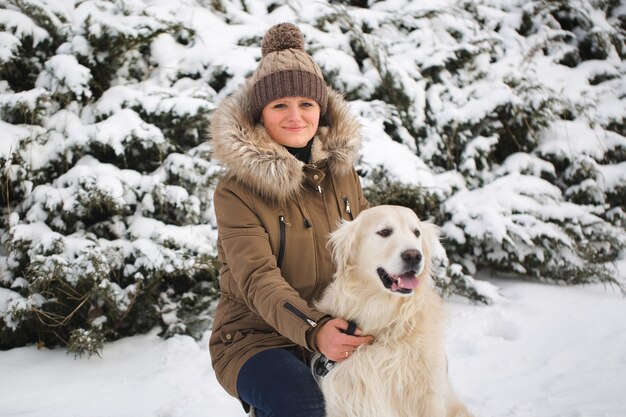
[329,205,438,297]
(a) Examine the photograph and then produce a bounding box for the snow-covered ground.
[1,258,624,417]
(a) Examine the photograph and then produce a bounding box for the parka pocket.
[220,326,252,346]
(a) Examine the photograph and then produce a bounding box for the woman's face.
[261,96,321,148]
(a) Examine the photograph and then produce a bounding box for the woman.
[209,22,373,417]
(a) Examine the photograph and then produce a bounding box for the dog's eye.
[377,228,392,238]
[414,229,421,238]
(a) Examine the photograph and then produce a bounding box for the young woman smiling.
[209,23,373,417]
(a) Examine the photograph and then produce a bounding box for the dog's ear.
[328,219,358,271]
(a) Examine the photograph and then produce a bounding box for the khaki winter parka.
[208,79,369,399]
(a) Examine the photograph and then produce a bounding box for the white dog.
[315,205,474,417]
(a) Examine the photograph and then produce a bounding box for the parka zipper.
[277,215,290,268]
[284,302,318,328]
[343,197,354,220]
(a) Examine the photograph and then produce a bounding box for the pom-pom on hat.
[250,23,327,122]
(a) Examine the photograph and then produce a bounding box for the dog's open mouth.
[377,267,419,294]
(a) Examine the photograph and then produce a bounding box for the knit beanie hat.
[250,23,328,122]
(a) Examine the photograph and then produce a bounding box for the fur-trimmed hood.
[209,79,362,204]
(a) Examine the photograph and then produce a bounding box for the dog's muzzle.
[377,267,419,294]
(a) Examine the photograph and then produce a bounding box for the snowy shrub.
[363,167,445,224]
[67,329,106,358]
[0,0,222,354]
[562,155,605,205]
[0,6,57,92]
[87,110,175,173]
[0,31,21,72]
[442,174,625,285]
[74,2,186,96]
[94,86,216,150]
[0,152,220,354]
[599,162,626,213]
[142,184,201,226]
[433,263,495,305]
[160,151,219,194]
[35,54,92,103]
[0,145,32,209]
[2,222,219,355]
[2,0,626,355]
[0,87,51,125]
[536,121,626,232]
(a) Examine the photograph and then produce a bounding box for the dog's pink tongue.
[395,272,419,289]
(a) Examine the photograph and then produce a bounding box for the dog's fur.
[316,205,473,417]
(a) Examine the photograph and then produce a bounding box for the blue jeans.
[237,348,325,417]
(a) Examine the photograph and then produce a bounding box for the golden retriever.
[315,205,474,417]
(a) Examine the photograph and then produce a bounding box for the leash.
[311,320,357,382]
[345,320,357,336]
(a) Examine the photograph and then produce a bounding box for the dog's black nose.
[401,249,422,264]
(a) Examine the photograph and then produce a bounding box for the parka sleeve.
[214,180,328,350]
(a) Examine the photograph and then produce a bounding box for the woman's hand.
[314,318,374,362]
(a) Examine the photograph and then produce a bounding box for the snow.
[448,275,626,417]
[538,121,626,162]
[90,109,166,155]
[442,173,576,245]
[0,9,50,46]
[35,54,93,99]
[598,162,626,192]
[0,31,20,62]
[354,99,438,187]
[1,272,625,417]
[95,85,215,120]
[0,121,34,160]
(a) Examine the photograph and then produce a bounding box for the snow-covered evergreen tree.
[1,0,624,354]
[0,0,222,354]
